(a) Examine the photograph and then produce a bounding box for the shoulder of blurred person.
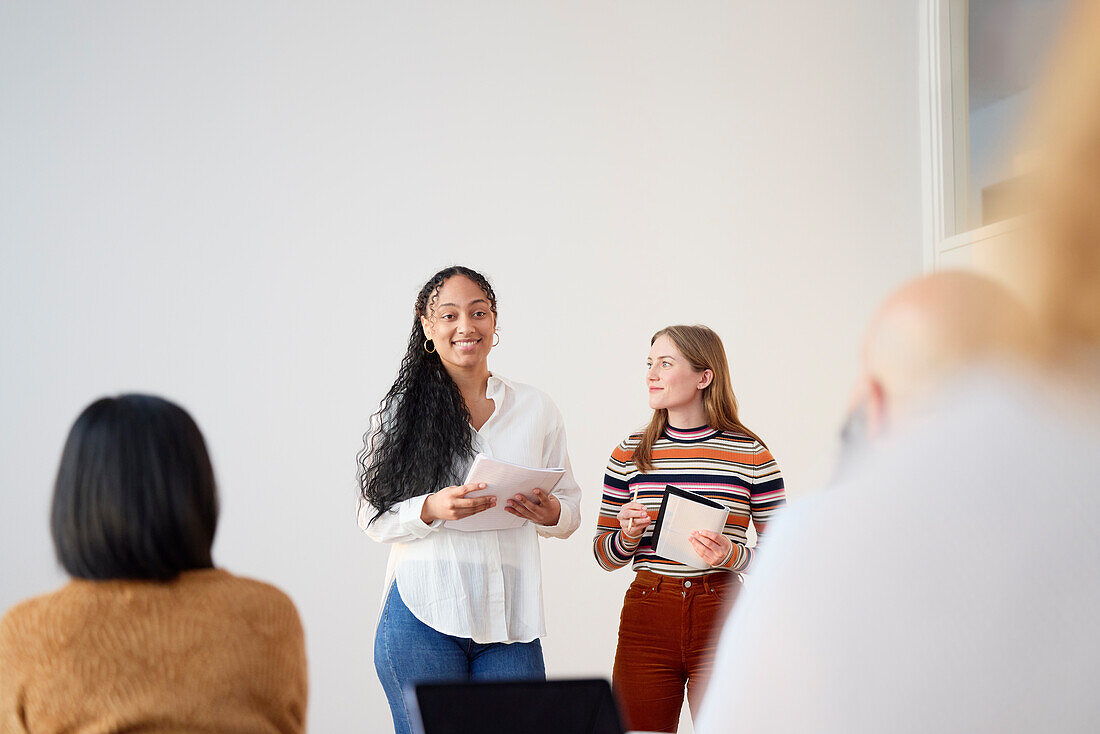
[0,568,307,733]
[696,367,1100,734]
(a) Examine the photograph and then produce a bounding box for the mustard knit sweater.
[0,568,307,733]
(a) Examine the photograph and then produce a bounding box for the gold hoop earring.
[492,332,500,347]
[424,338,436,353]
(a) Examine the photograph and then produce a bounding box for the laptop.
[407,678,625,734]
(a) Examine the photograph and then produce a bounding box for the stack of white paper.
[444,454,565,532]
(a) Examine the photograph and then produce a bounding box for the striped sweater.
[593,425,786,577]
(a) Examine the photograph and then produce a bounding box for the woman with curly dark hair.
[357,265,582,734]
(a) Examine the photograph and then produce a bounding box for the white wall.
[0,2,921,731]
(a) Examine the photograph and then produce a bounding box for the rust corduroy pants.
[611,569,741,733]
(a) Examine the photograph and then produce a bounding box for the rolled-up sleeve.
[357,494,444,543]
[536,408,581,539]
[356,407,445,544]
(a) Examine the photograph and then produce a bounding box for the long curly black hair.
[358,265,499,523]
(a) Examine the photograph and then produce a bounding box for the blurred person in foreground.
[696,1,1100,730]
[0,395,308,733]
[835,269,1038,469]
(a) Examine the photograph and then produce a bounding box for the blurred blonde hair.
[1019,0,1100,353]
[634,324,765,472]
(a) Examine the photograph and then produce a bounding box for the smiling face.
[421,275,496,375]
[646,334,712,415]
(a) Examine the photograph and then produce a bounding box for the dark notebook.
[648,483,727,567]
[407,678,625,734]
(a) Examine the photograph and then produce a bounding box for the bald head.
[861,271,1038,425]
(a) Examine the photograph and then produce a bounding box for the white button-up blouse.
[358,374,581,644]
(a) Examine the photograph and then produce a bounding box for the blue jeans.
[374,581,546,734]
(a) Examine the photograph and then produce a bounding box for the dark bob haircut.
[51,394,219,581]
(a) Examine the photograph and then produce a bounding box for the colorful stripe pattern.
[593,425,786,577]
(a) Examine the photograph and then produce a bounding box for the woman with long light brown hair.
[592,324,785,732]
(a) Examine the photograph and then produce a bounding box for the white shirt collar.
[486,373,513,400]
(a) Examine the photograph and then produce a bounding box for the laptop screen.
[408,678,625,734]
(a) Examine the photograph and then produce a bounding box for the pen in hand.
[627,488,636,533]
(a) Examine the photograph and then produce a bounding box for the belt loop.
[653,574,662,591]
